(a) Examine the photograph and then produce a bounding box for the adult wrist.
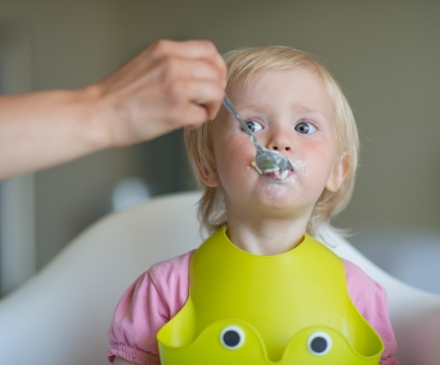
[77,83,115,151]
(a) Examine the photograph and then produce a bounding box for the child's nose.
[267,130,294,153]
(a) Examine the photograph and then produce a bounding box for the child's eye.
[242,120,263,133]
[295,121,317,134]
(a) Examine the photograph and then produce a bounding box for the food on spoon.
[251,160,263,174]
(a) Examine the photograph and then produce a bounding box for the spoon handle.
[222,95,265,153]
[222,95,253,138]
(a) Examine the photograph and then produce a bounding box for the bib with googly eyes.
[157,226,384,364]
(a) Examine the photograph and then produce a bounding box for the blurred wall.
[1,0,439,271]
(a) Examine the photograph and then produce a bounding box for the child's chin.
[263,182,295,204]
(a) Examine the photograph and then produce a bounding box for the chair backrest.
[318,225,440,365]
[0,191,439,365]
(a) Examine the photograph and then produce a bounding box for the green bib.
[157,227,384,364]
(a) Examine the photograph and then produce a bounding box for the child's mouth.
[251,159,294,181]
[265,168,293,181]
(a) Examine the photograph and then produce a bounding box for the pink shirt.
[108,250,398,365]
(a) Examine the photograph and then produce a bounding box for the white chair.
[0,191,439,365]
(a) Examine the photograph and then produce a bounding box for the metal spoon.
[222,95,293,174]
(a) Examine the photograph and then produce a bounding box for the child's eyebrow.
[291,102,324,115]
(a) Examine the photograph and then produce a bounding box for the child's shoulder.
[342,258,388,309]
[123,250,196,319]
[148,249,196,281]
[342,259,397,360]
[342,259,381,289]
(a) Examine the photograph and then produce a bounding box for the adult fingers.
[161,78,224,127]
[182,79,224,121]
[148,39,219,61]
[158,56,225,86]
[147,40,227,86]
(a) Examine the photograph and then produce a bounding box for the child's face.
[201,67,347,221]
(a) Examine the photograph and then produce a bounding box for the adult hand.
[0,39,227,180]
[94,39,227,147]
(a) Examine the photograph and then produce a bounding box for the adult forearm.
[0,87,109,180]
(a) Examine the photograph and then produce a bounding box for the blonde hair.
[185,46,359,237]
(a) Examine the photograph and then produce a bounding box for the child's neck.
[225,216,309,256]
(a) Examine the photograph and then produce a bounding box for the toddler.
[107,46,398,365]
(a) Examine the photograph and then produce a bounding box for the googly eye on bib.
[220,325,246,349]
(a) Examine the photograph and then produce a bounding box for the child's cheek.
[292,159,308,179]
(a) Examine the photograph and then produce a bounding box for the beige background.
[1,0,439,273]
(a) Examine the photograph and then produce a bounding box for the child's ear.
[196,154,221,188]
[325,154,349,192]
